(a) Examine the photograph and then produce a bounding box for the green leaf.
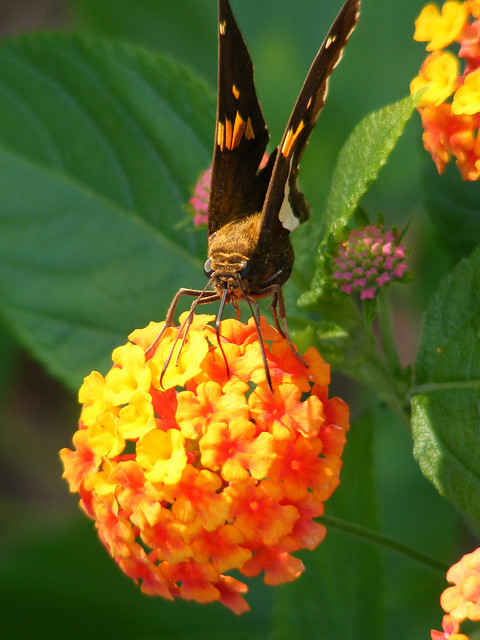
[69,0,218,85]
[0,33,215,389]
[296,290,374,368]
[411,244,480,525]
[272,412,384,639]
[302,94,419,307]
[423,161,480,264]
[322,93,419,238]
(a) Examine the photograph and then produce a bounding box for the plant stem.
[320,514,449,574]
[376,289,403,377]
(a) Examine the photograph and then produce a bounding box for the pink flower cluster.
[332,224,408,300]
[189,167,211,226]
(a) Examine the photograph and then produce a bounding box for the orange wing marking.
[217,121,225,151]
[281,120,305,158]
[217,112,254,151]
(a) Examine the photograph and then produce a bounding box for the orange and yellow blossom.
[60,313,350,613]
[411,0,480,179]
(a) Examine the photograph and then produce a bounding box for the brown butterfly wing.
[208,0,271,235]
[260,0,360,240]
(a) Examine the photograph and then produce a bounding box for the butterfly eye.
[203,258,214,278]
[238,260,252,279]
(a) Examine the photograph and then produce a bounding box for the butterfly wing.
[208,0,271,235]
[260,0,360,238]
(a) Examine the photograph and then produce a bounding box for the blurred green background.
[0,1,467,638]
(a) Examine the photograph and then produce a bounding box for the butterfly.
[153,0,360,389]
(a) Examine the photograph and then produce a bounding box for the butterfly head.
[203,253,251,301]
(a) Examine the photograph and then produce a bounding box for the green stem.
[355,354,411,428]
[376,289,403,377]
[320,514,449,574]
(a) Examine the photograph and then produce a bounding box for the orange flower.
[418,103,478,174]
[60,314,349,613]
[411,0,480,179]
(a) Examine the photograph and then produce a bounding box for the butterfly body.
[206,208,294,301]
[155,0,360,389]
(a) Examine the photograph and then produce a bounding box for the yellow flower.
[411,51,459,105]
[414,1,469,50]
[452,68,480,113]
[60,314,349,613]
[105,342,151,405]
[137,428,187,484]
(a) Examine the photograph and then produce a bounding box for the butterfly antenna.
[237,278,273,392]
[216,286,231,379]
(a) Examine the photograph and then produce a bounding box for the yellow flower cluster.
[60,314,349,613]
[411,1,480,179]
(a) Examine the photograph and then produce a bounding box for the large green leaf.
[68,0,218,86]
[423,161,480,263]
[412,244,480,525]
[0,34,215,389]
[272,412,384,639]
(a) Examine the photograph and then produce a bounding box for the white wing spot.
[278,180,299,232]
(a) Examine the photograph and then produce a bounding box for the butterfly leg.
[145,287,219,359]
[232,299,241,320]
[157,288,221,387]
[249,297,273,391]
[238,285,274,392]
[270,288,308,367]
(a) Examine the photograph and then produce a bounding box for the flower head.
[411,0,480,179]
[332,224,409,300]
[60,314,349,613]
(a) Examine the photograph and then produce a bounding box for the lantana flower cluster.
[411,0,480,179]
[60,313,349,614]
[332,224,408,300]
[431,546,480,639]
